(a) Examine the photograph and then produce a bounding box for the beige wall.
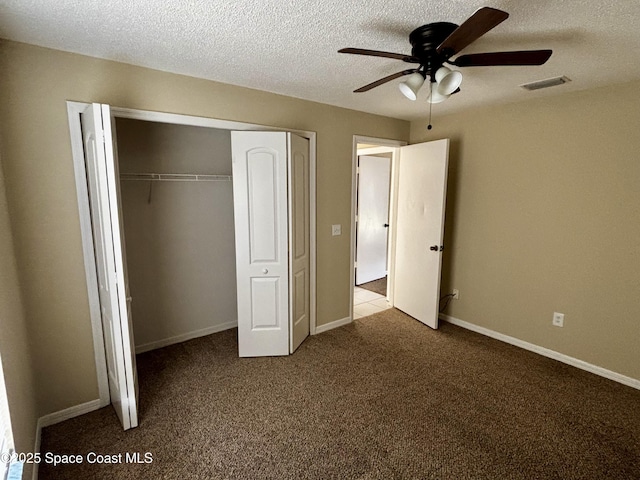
[0,154,37,478]
[411,81,640,380]
[0,39,409,415]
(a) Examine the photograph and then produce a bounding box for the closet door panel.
[232,132,289,357]
[81,103,138,430]
[250,277,282,329]
[247,149,280,263]
[288,134,310,353]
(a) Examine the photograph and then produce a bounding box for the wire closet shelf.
[120,173,232,182]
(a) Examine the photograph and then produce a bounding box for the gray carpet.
[39,309,640,479]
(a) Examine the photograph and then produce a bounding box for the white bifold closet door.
[231,132,310,357]
[393,139,449,330]
[80,103,139,430]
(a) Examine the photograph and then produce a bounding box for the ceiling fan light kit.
[427,86,450,104]
[399,72,426,100]
[435,67,463,96]
[339,6,553,120]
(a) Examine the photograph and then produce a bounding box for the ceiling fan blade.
[437,7,509,56]
[339,48,419,63]
[453,50,553,67]
[353,69,418,93]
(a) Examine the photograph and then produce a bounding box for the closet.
[116,118,238,353]
[73,103,315,431]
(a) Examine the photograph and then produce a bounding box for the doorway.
[116,118,238,354]
[349,136,450,326]
[353,147,392,319]
[350,138,405,320]
[68,102,317,429]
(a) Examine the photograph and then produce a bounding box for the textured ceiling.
[2,0,640,121]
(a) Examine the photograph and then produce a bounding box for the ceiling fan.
[339,7,552,104]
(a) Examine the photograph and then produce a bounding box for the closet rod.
[120,173,232,182]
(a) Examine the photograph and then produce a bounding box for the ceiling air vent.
[520,76,571,91]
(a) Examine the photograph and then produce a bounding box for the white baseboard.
[36,399,103,431]
[439,313,640,391]
[314,316,352,334]
[135,321,237,354]
[33,398,102,480]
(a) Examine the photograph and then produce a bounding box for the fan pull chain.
[427,82,433,130]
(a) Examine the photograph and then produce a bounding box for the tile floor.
[353,286,391,319]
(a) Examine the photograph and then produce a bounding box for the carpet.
[357,276,387,296]
[38,308,640,479]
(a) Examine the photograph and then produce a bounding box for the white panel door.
[232,132,290,357]
[394,139,449,329]
[355,155,391,285]
[288,133,310,353]
[81,103,138,429]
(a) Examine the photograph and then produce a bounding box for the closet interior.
[115,118,238,354]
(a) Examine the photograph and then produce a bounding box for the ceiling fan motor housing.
[409,22,458,76]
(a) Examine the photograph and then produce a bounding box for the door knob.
[429,245,438,251]
[262,268,269,274]
[383,223,389,228]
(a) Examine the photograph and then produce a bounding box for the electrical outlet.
[552,312,564,327]
[331,224,341,236]
[452,289,459,300]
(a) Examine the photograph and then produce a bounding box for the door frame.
[350,136,407,322]
[67,101,317,407]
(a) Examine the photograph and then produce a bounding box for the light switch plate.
[332,224,341,236]
[553,312,564,327]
